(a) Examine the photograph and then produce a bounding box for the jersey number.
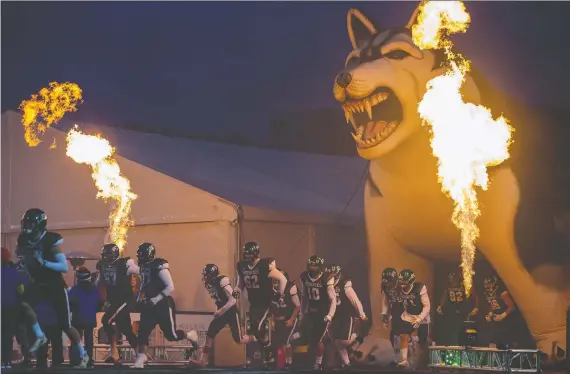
[103,267,117,285]
[244,275,260,289]
[490,299,501,310]
[449,290,464,303]
[308,287,320,301]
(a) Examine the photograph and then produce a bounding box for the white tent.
[1,110,369,315]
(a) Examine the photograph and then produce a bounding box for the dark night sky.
[2,1,570,140]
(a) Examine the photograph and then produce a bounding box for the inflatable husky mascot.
[333,5,569,365]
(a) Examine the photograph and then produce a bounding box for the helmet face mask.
[327,265,342,283]
[307,255,324,278]
[202,264,219,285]
[137,243,156,266]
[398,269,416,293]
[21,208,47,242]
[484,276,497,293]
[242,242,260,265]
[101,243,120,263]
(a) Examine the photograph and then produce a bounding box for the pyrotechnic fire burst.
[19,82,137,254]
[66,127,137,252]
[19,82,83,147]
[411,1,514,296]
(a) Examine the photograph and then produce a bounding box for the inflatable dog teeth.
[333,6,568,363]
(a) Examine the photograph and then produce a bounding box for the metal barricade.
[428,346,540,372]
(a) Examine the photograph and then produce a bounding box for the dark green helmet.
[327,264,342,282]
[307,255,324,276]
[243,241,260,263]
[382,267,398,289]
[398,269,416,292]
[21,208,47,240]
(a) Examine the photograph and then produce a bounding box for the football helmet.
[307,255,324,277]
[382,267,398,290]
[448,268,462,286]
[398,269,416,293]
[136,242,156,266]
[101,243,120,262]
[202,264,219,285]
[242,241,260,264]
[483,274,498,294]
[327,264,342,283]
[21,208,47,241]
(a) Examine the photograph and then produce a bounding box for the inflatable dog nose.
[335,71,352,88]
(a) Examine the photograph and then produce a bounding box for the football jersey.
[401,282,426,316]
[300,271,333,314]
[206,275,231,310]
[447,286,467,304]
[96,257,134,303]
[138,258,169,300]
[271,281,297,320]
[236,257,273,305]
[381,283,404,316]
[16,231,65,287]
[485,286,508,315]
[334,277,353,317]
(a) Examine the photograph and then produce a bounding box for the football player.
[292,255,336,370]
[328,264,368,369]
[16,208,89,368]
[96,243,140,363]
[188,264,242,368]
[269,268,300,369]
[395,269,431,368]
[436,269,478,318]
[380,268,403,348]
[132,243,198,368]
[234,241,287,367]
[482,274,519,347]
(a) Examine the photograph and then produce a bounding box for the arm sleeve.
[418,285,431,321]
[44,252,69,273]
[153,269,175,302]
[268,268,287,294]
[344,281,366,318]
[290,285,301,308]
[381,290,389,315]
[126,258,140,275]
[217,277,237,314]
[326,277,337,318]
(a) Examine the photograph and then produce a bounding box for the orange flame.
[19,82,82,147]
[66,126,137,253]
[411,1,514,296]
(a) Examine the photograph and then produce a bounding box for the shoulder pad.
[45,232,64,247]
[153,258,169,270]
[413,281,424,292]
[218,276,231,288]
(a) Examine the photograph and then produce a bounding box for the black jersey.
[401,282,426,316]
[139,258,169,300]
[382,283,404,315]
[300,271,333,314]
[334,278,353,316]
[236,257,273,305]
[96,257,134,303]
[16,231,65,287]
[271,281,297,320]
[485,286,508,315]
[206,275,231,310]
[447,286,467,304]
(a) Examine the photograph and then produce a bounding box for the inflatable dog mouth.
[342,87,403,149]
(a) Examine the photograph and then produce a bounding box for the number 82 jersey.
[236,257,274,306]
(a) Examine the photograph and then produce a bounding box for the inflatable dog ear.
[347,9,378,49]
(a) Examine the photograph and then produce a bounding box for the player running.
[328,264,368,369]
[292,255,337,370]
[132,243,198,368]
[395,269,431,368]
[17,208,90,368]
[269,268,300,369]
[96,243,139,363]
[188,264,243,368]
[234,241,287,368]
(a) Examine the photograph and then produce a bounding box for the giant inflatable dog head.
[333,7,481,159]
